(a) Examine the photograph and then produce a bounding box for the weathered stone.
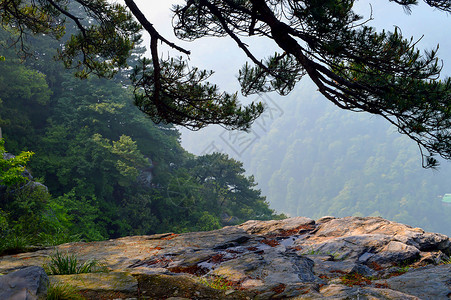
[377,264,451,299]
[298,234,391,261]
[317,284,420,299]
[238,216,315,235]
[28,182,48,193]
[412,251,448,267]
[0,266,48,300]
[136,273,255,299]
[312,259,376,278]
[1,216,451,299]
[315,216,336,224]
[367,241,420,265]
[49,272,137,299]
[211,248,321,290]
[413,232,451,253]
[241,278,264,289]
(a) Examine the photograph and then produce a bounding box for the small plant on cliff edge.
[46,282,85,300]
[198,275,234,290]
[396,265,410,274]
[44,251,107,275]
[0,233,32,255]
[340,273,372,287]
[300,246,342,260]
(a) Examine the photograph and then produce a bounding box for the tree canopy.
[1,0,450,167]
[0,21,284,247]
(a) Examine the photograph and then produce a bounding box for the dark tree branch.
[46,0,87,37]
[124,0,190,55]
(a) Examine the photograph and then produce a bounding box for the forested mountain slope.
[0,27,281,253]
[182,80,451,236]
[248,86,451,235]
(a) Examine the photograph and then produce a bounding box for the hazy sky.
[121,1,451,227]
[131,0,451,76]
[126,1,451,155]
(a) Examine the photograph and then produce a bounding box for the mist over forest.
[176,1,451,236]
[0,13,282,253]
[181,78,451,236]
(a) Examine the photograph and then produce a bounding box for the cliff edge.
[1,216,451,299]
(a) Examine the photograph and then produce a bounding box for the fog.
[134,1,451,235]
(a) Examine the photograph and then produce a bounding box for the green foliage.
[0,140,43,254]
[196,211,222,232]
[0,208,7,231]
[0,139,34,186]
[171,0,451,166]
[223,83,451,236]
[92,134,148,186]
[0,0,263,130]
[46,282,85,300]
[52,191,105,242]
[2,0,451,164]
[0,138,80,254]
[0,0,140,78]
[132,57,264,130]
[44,251,107,275]
[0,233,32,255]
[0,60,51,105]
[198,275,234,290]
[0,183,79,255]
[186,152,281,222]
[0,48,53,152]
[149,152,283,234]
[0,22,281,243]
[396,266,410,274]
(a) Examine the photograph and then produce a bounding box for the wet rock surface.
[1,216,451,299]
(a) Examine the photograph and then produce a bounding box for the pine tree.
[1,0,450,166]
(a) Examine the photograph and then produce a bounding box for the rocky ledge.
[1,216,451,299]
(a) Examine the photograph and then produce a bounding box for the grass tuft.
[44,251,107,275]
[46,282,84,300]
[0,234,33,255]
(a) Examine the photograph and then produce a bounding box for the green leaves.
[0,139,34,187]
[92,134,148,186]
[0,60,52,105]
[171,0,451,167]
[44,250,107,275]
[0,16,280,240]
[2,0,451,166]
[0,0,141,78]
[186,152,279,221]
[132,57,264,130]
[238,53,306,96]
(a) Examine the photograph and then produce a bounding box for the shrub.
[0,138,34,187]
[0,233,33,255]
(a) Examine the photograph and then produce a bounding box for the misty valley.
[1,0,451,298]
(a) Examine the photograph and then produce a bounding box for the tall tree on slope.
[1,0,450,167]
